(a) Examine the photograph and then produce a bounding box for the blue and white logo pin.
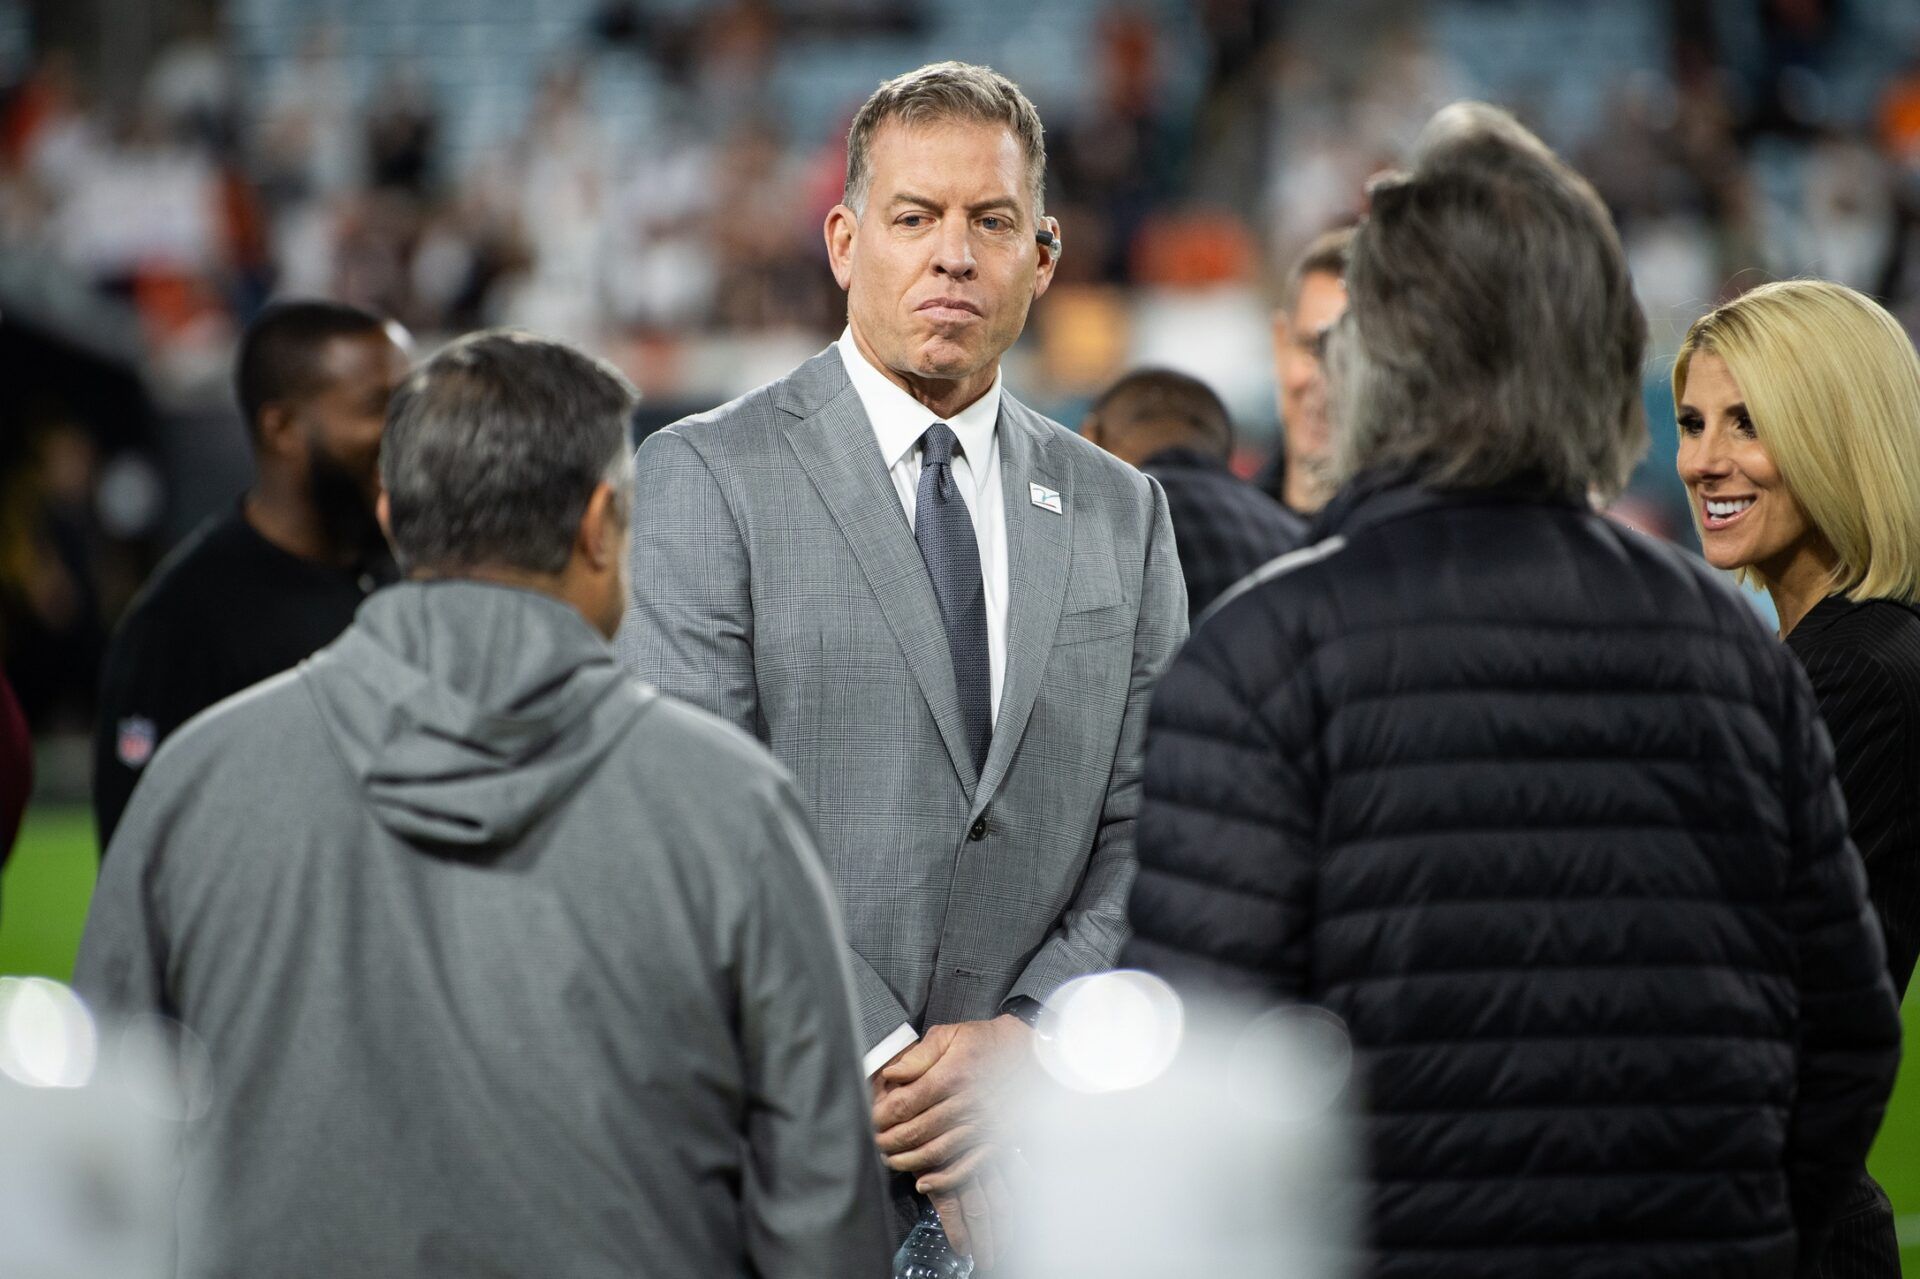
[1029,483,1062,515]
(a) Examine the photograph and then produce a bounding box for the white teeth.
[1705,498,1755,518]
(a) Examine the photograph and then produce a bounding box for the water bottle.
[893,1199,974,1279]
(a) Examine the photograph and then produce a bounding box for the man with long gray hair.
[1126,104,1900,1276]
[75,331,890,1278]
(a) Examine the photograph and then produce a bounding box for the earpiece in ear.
[1036,228,1062,257]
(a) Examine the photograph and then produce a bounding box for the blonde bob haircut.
[1673,279,1920,604]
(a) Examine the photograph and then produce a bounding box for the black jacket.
[1124,477,1903,1279]
[1784,593,1920,1278]
[1141,446,1307,621]
[1786,594,1920,1002]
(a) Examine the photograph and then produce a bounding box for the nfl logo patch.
[117,717,157,770]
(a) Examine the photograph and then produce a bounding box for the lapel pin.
[1029,483,1063,515]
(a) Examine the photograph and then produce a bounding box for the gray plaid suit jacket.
[618,347,1187,1052]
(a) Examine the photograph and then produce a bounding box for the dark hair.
[381,330,638,575]
[235,299,391,439]
[845,61,1046,215]
[1280,226,1354,314]
[1329,102,1648,500]
[1092,367,1235,458]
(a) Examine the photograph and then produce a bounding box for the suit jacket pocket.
[1055,601,1133,646]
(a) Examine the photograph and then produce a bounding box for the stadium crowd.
[11,2,1920,738]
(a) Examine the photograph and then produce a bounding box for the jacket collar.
[1311,467,1586,543]
[1140,445,1230,474]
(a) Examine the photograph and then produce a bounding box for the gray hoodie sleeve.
[73,751,179,1020]
[737,773,892,1279]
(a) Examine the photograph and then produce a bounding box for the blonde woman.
[1676,278,1920,1278]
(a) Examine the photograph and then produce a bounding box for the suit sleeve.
[737,774,893,1279]
[616,428,763,736]
[617,425,914,1051]
[1007,475,1188,1007]
[1772,646,1902,1268]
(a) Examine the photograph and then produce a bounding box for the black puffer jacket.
[1124,478,1902,1279]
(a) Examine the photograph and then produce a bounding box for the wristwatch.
[1002,995,1045,1030]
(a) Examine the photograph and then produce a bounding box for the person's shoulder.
[1019,403,1149,494]
[123,665,318,802]
[1197,531,1352,638]
[114,511,251,630]
[1169,463,1306,530]
[1793,598,1920,694]
[611,687,793,802]
[645,347,844,461]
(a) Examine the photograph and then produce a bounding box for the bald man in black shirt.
[1081,367,1306,621]
[93,301,411,847]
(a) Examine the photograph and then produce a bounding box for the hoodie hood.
[304,580,645,853]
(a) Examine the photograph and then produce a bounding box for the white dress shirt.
[836,327,1011,1075]
[836,327,1008,721]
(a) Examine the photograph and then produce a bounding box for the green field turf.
[3,802,1916,1267]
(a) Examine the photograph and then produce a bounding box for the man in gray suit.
[619,61,1187,1263]
[76,332,890,1278]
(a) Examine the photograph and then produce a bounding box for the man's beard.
[305,439,389,567]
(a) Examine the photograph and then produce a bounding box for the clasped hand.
[872,1015,1030,1269]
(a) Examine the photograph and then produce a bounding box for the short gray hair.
[1327,102,1647,501]
[381,330,637,575]
[845,61,1046,215]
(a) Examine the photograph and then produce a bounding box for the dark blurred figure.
[1126,103,1901,1278]
[1083,367,1305,621]
[2,421,109,731]
[75,331,890,1279]
[91,301,410,847]
[1256,226,1351,516]
[0,671,28,871]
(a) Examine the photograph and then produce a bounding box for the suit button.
[968,817,988,842]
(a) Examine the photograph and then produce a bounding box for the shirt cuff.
[864,1022,919,1079]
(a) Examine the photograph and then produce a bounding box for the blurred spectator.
[91,301,409,847]
[0,420,109,732]
[1256,226,1351,516]
[74,330,892,1278]
[1082,367,1305,620]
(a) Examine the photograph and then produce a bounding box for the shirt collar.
[837,327,1002,471]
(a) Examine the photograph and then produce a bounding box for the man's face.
[294,329,412,557]
[828,118,1057,390]
[1273,269,1349,468]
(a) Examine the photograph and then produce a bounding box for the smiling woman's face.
[1674,351,1824,578]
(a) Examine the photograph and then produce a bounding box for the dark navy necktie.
[914,423,991,773]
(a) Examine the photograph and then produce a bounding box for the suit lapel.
[778,350,980,793]
[973,398,1071,814]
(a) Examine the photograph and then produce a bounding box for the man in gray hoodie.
[74,331,892,1278]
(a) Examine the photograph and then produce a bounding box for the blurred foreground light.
[1007,992,1361,1279]
[120,1015,215,1123]
[1231,1005,1354,1121]
[1035,971,1184,1094]
[0,998,176,1278]
[0,979,99,1090]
